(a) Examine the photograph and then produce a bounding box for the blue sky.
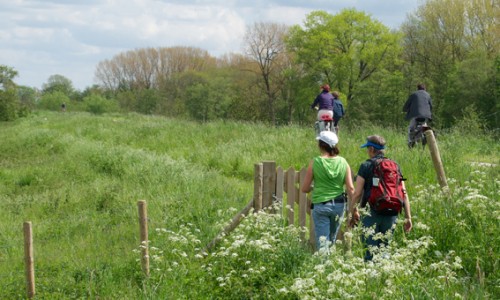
[0,0,420,90]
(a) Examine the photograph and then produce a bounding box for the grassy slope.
[0,111,498,298]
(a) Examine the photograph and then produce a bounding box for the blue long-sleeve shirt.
[311,91,334,110]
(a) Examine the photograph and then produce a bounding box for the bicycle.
[315,114,337,135]
[408,118,431,149]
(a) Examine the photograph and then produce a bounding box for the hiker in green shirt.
[302,131,355,251]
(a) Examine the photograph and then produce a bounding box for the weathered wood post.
[299,168,307,241]
[275,167,284,206]
[253,163,263,212]
[262,161,276,210]
[425,130,448,188]
[286,167,296,226]
[137,200,150,277]
[23,221,35,299]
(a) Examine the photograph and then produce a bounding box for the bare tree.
[95,46,216,91]
[244,22,289,125]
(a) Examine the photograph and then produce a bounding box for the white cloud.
[0,0,419,90]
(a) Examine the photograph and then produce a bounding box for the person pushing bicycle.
[403,83,432,147]
[311,84,334,121]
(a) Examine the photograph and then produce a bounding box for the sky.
[0,0,421,91]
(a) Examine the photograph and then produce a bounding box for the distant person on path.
[301,131,355,251]
[311,84,334,121]
[403,83,432,147]
[61,103,66,112]
[332,91,345,132]
[349,135,412,261]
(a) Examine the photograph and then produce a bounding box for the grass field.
[0,111,498,299]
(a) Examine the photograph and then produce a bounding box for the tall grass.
[0,111,498,298]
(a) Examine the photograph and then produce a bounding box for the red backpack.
[368,158,405,215]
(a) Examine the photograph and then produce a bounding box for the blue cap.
[360,141,385,150]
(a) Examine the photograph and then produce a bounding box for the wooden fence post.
[286,167,296,226]
[253,163,263,212]
[425,130,448,189]
[137,200,150,277]
[23,221,35,299]
[299,168,307,241]
[276,167,284,207]
[262,161,276,209]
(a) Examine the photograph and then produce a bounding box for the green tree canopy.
[287,9,401,103]
[42,74,75,97]
[0,65,20,121]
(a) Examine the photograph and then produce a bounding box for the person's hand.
[404,218,412,232]
[349,210,360,228]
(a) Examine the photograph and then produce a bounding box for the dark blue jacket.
[403,90,432,120]
[311,91,334,110]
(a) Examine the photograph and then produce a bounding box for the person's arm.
[428,96,433,114]
[349,175,365,227]
[344,166,354,201]
[401,181,412,232]
[301,160,314,193]
[311,95,320,110]
[402,95,412,113]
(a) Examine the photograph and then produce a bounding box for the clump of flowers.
[202,203,311,298]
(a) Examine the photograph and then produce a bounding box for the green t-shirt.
[311,156,348,204]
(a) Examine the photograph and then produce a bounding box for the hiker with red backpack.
[349,135,412,261]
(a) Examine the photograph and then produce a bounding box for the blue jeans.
[362,210,398,261]
[312,202,345,250]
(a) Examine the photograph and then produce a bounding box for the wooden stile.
[23,221,35,299]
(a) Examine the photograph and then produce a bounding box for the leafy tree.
[157,70,207,118]
[17,86,37,117]
[287,9,401,104]
[135,89,161,115]
[42,74,75,98]
[0,65,19,121]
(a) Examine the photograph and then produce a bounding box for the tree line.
[2,0,498,130]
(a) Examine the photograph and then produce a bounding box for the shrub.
[0,88,18,121]
[38,91,69,111]
[84,94,119,115]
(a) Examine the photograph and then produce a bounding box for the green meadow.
[0,111,498,299]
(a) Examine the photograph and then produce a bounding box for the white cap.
[316,131,338,147]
